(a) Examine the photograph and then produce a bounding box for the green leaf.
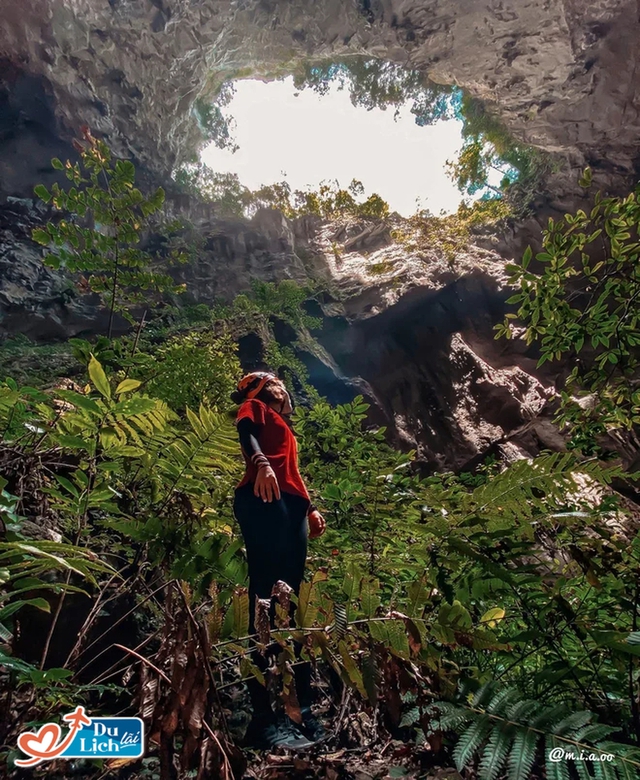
[38,667,73,682]
[0,649,36,674]
[342,561,361,602]
[152,187,166,208]
[453,716,493,771]
[0,598,51,621]
[296,580,320,628]
[51,157,65,170]
[360,576,380,618]
[479,722,515,780]
[338,640,367,698]
[54,475,80,498]
[55,390,103,416]
[88,355,111,400]
[545,736,571,780]
[480,607,506,628]
[239,656,265,686]
[507,727,538,780]
[32,228,51,245]
[115,378,142,395]
[232,588,249,638]
[578,167,593,188]
[406,580,429,618]
[103,444,145,458]
[34,184,51,203]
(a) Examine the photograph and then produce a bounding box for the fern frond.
[615,757,640,780]
[141,404,239,503]
[486,686,520,715]
[598,742,640,780]
[472,682,499,709]
[505,698,538,723]
[471,452,612,523]
[428,702,473,731]
[507,726,538,780]
[453,715,493,772]
[530,702,570,730]
[573,756,594,780]
[439,682,638,780]
[554,710,594,736]
[592,758,619,780]
[573,724,617,743]
[545,736,571,780]
[478,722,515,780]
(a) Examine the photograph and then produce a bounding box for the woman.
[231,371,327,750]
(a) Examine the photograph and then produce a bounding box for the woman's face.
[265,379,293,414]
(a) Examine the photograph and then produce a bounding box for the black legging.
[233,483,313,716]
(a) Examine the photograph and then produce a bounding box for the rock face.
[1,0,639,192]
[291,216,554,470]
[1,0,639,469]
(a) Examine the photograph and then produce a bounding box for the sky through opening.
[200,77,471,218]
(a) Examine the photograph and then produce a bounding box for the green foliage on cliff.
[175,163,389,221]
[392,197,512,260]
[292,57,459,126]
[498,168,640,452]
[194,81,239,152]
[296,60,550,211]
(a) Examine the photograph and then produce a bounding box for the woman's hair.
[229,377,281,406]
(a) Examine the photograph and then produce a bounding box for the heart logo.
[18,723,62,758]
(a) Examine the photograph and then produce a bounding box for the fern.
[546,736,572,780]
[143,403,239,505]
[478,721,515,780]
[430,684,640,780]
[452,714,493,770]
[507,726,538,780]
[470,452,616,524]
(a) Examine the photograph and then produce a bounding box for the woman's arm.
[236,417,281,501]
[237,417,262,460]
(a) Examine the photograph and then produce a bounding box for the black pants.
[233,484,313,716]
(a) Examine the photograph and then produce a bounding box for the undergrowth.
[0,143,638,780]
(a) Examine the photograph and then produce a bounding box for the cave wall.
[1,0,639,192]
[1,0,639,469]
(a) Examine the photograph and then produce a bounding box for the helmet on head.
[236,371,277,401]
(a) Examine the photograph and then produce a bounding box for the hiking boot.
[243,713,316,751]
[298,706,327,743]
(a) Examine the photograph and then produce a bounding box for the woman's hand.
[254,464,281,502]
[308,509,326,539]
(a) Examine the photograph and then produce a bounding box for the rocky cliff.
[1,0,639,470]
[0,191,555,471]
[3,1,638,191]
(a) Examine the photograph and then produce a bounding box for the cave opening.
[177,57,533,221]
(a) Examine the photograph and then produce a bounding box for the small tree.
[496,168,640,451]
[33,128,185,338]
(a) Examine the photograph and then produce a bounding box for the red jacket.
[236,398,310,502]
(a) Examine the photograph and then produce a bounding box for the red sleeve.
[236,399,267,427]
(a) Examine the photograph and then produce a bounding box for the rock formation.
[3,1,638,190]
[1,0,639,470]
